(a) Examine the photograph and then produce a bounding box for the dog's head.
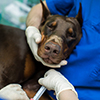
[37,0,83,64]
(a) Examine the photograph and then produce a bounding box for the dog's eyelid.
[48,21,57,27]
[67,28,73,34]
[66,27,76,37]
[68,28,73,33]
[46,21,57,31]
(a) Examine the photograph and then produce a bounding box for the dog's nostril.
[45,46,50,51]
[53,50,59,54]
[45,46,51,53]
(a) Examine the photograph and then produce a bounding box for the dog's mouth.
[43,58,54,64]
[41,54,59,64]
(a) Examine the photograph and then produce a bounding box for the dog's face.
[37,1,83,64]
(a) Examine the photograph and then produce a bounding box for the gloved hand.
[0,84,29,100]
[25,26,67,68]
[38,69,78,100]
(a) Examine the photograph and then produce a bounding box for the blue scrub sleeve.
[46,0,74,15]
[42,0,100,100]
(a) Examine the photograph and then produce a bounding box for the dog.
[38,1,82,64]
[0,0,82,99]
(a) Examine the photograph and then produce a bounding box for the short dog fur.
[0,0,82,99]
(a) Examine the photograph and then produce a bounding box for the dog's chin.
[43,58,58,64]
[41,55,62,64]
[38,51,61,64]
[43,58,54,64]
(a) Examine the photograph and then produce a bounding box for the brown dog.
[38,1,82,64]
[0,0,82,99]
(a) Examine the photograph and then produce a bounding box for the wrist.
[58,90,78,100]
[54,76,78,99]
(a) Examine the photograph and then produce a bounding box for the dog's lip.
[41,55,58,64]
[43,58,54,64]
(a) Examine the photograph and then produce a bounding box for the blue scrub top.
[46,0,100,99]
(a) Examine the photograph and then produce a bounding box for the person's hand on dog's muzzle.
[25,26,67,68]
[0,84,29,100]
[38,69,78,100]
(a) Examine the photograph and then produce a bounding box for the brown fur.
[38,2,82,64]
[0,1,82,100]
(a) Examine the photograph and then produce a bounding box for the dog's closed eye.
[47,21,57,31]
[66,28,75,37]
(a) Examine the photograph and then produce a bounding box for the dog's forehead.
[47,15,66,22]
[66,17,79,26]
[47,15,77,27]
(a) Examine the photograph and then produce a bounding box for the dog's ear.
[75,3,83,27]
[40,0,50,25]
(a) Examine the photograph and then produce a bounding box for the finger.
[38,56,66,68]
[38,78,51,91]
[43,63,61,68]
[32,33,42,43]
[38,78,44,85]
[44,69,55,77]
[41,60,61,68]
[36,36,41,43]
[59,60,68,66]
[9,84,21,88]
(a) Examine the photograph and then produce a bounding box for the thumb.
[32,33,42,44]
[38,77,51,91]
[38,78,44,86]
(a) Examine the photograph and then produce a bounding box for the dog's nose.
[44,42,61,56]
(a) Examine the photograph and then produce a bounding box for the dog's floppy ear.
[75,3,83,27]
[40,0,50,25]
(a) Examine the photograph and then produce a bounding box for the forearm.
[38,69,78,100]
[59,90,78,100]
[26,3,42,28]
[26,1,49,28]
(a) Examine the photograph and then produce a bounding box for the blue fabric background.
[46,0,100,99]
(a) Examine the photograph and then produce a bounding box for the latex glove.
[0,84,29,100]
[38,69,78,100]
[25,26,67,68]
